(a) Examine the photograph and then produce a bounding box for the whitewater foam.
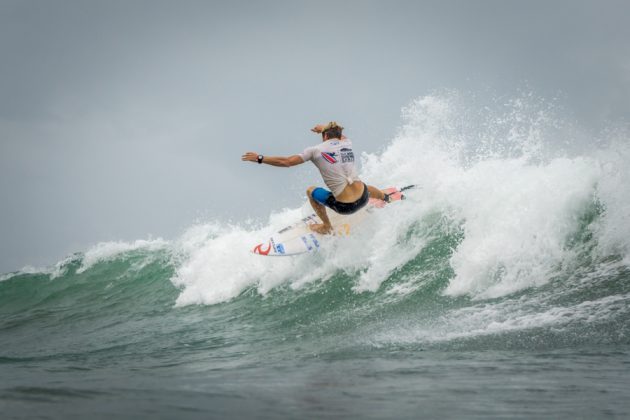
[77,238,170,273]
[162,92,630,306]
[171,210,308,306]
[594,141,630,258]
[369,289,630,348]
[0,254,77,282]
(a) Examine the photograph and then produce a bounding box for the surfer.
[241,122,388,234]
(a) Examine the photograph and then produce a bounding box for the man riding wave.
[241,122,388,234]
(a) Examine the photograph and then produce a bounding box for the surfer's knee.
[306,186,316,197]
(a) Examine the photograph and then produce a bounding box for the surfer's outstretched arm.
[241,152,304,168]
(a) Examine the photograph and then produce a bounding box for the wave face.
[163,92,630,349]
[2,92,630,418]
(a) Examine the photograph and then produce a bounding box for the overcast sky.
[1,0,629,272]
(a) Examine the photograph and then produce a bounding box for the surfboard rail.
[252,185,413,256]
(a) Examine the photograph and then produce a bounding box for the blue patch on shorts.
[311,187,332,205]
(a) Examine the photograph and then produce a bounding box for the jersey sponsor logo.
[340,148,355,163]
[321,152,337,164]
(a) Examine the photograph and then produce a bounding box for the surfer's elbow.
[284,155,303,167]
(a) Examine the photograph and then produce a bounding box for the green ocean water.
[2,94,630,418]
[1,206,629,419]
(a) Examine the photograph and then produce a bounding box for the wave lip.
[77,238,170,273]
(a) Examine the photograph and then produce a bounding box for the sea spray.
[3,92,629,348]
[2,92,629,420]
[166,92,627,306]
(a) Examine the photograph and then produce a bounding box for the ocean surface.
[2,94,630,419]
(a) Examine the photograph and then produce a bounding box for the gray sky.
[1,0,629,272]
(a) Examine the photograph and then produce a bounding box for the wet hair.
[323,126,343,139]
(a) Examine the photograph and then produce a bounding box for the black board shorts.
[312,184,370,215]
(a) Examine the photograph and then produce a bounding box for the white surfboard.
[252,186,410,256]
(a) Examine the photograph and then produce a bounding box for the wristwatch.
[257,155,264,164]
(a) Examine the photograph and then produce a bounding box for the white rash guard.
[299,138,360,197]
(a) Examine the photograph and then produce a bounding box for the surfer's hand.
[241,152,259,162]
[311,124,325,134]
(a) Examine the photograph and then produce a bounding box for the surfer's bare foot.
[310,223,333,235]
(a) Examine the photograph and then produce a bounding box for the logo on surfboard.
[253,242,271,255]
[250,186,414,256]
